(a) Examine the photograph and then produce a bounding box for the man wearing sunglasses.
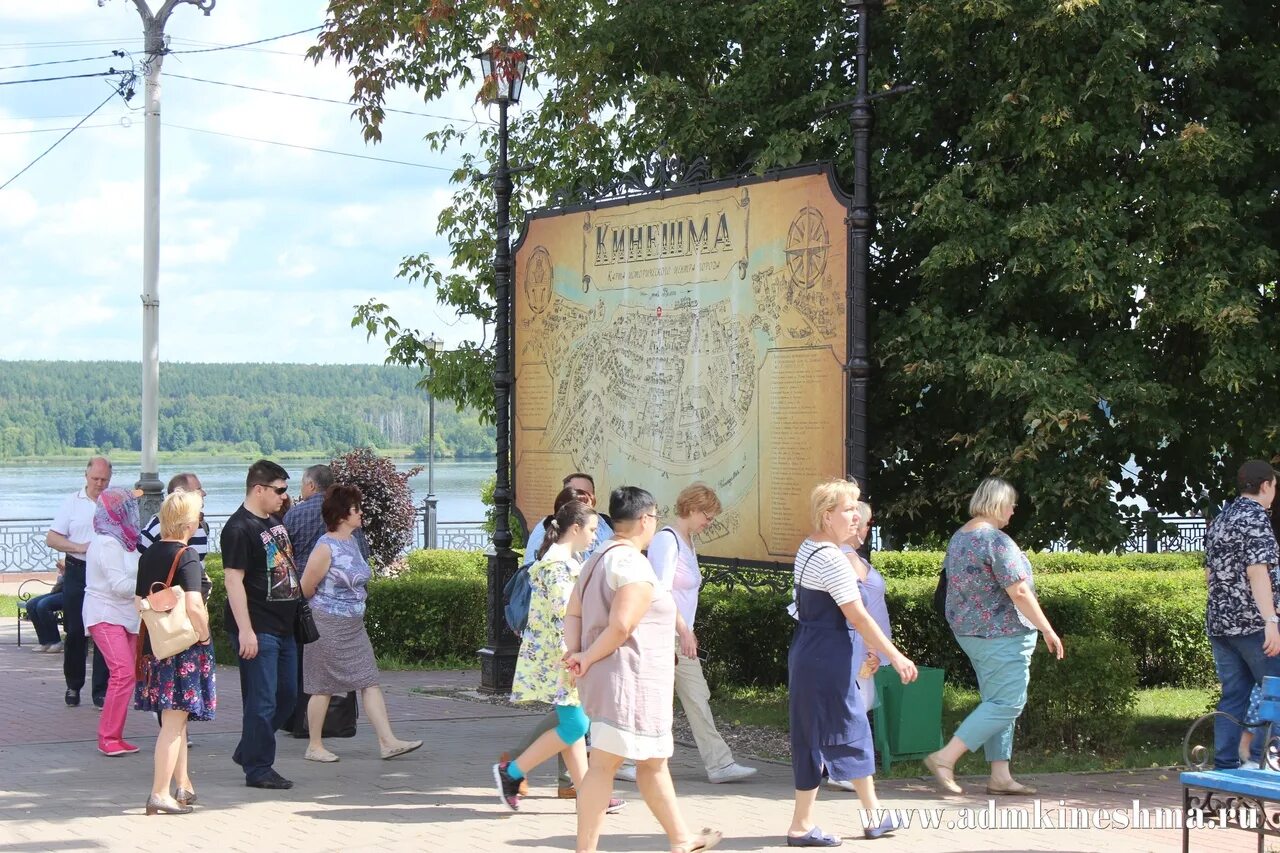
[222,459,302,791]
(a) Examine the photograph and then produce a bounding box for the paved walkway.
[0,621,1254,852]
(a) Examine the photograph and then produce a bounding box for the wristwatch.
[1267,616,1279,624]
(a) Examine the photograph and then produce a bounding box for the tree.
[330,447,423,572]
[312,0,1279,549]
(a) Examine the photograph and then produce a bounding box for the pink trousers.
[88,623,137,749]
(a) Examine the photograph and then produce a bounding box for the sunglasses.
[258,484,289,495]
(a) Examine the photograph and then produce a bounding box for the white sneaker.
[707,762,757,783]
[825,778,857,792]
[1240,760,1261,770]
[46,641,64,653]
[614,764,637,782]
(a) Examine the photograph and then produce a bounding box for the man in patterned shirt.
[1204,459,1279,769]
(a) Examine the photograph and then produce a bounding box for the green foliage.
[330,447,422,571]
[695,569,1211,691]
[311,0,1280,550]
[205,558,487,666]
[404,548,487,577]
[479,473,526,548]
[0,360,494,459]
[363,573,487,662]
[1017,635,1139,752]
[873,550,1202,578]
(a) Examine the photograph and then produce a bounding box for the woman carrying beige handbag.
[134,490,216,816]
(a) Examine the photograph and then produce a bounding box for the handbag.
[139,545,200,660]
[932,564,948,619]
[295,599,320,645]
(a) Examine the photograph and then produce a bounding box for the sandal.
[923,753,963,795]
[674,827,723,853]
[304,747,340,763]
[786,826,841,847]
[986,780,1037,796]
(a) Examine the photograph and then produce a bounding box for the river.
[0,457,492,521]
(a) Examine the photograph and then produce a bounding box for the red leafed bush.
[329,447,422,572]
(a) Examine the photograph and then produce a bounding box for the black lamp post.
[845,0,878,498]
[476,43,529,693]
[424,333,443,550]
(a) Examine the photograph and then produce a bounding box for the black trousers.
[61,556,108,699]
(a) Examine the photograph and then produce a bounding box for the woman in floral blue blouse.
[923,477,1063,797]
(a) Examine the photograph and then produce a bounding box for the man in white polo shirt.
[46,456,112,707]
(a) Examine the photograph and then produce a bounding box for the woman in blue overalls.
[786,480,918,847]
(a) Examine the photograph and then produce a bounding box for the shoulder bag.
[138,545,200,660]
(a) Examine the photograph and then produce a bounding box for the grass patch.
[1,595,19,616]
[704,683,1212,776]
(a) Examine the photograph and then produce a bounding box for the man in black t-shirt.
[222,459,301,790]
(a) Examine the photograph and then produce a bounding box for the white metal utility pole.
[106,0,215,518]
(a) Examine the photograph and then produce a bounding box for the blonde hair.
[969,477,1017,520]
[675,483,722,519]
[159,489,202,539]
[809,479,861,531]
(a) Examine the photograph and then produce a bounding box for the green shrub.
[697,569,1212,691]
[1016,635,1138,751]
[404,549,487,578]
[364,573,487,661]
[872,550,1202,578]
[207,564,488,667]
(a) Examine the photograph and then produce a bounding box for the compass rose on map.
[524,246,552,315]
[785,207,829,289]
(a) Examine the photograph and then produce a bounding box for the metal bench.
[16,577,57,647]
[1181,675,1280,852]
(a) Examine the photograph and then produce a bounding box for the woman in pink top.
[565,486,722,853]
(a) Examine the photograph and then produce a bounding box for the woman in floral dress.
[134,489,215,815]
[493,499,624,813]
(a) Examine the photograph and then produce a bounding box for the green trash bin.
[871,665,944,773]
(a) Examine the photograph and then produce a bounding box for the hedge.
[204,563,488,667]
[695,569,1212,690]
[202,550,1212,692]
[871,550,1202,578]
[1016,635,1138,751]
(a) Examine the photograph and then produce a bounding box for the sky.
[0,0,494,364]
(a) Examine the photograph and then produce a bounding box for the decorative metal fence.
[0,509,1209,574]
[0,507,491,573]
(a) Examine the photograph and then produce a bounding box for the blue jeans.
[25,591,63,646]
[1210,632,1280,769]
[231,630,298,783]
[952,632,1037,762]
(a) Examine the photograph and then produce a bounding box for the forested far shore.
[0,361,494,460]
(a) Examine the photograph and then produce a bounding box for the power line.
[166,25,322,55]
[164,72,493,125]
[0,51,126,71]
[166,123,459,171]
[0,121,129,136]
[0,89,123,192]
[0,70,123,86]
[167,37,304,58]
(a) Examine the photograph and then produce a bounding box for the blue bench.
[1180,676,1280,852]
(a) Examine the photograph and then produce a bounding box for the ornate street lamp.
[844,0,879,501]
[424,333,443,550]
[475,42,530,693]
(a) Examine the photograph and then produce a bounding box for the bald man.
[46,456,112,707]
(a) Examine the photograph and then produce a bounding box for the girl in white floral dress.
[494,500,624,813]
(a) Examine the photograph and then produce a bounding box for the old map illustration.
[514,168,848,562]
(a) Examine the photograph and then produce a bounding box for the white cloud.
[0,2,486,365]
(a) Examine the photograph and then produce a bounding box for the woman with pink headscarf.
[84,487,142,756]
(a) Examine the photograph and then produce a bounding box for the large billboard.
[513,165,848,563]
